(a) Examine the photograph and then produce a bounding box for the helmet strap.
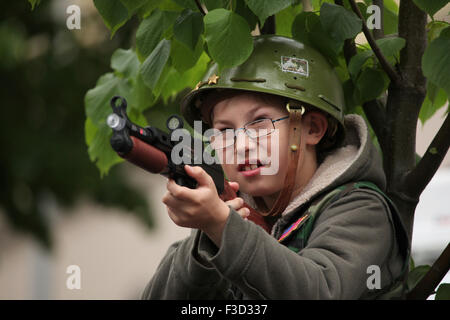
[254,102,305,217]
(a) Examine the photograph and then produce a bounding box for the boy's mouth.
[238,159,269,172]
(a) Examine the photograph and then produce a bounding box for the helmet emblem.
[281,56,309,77]
[207,74,220,85]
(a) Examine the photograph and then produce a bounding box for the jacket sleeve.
[141,230,231,299]
[194,189,401,299]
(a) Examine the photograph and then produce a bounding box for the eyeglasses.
[209,116,289,150]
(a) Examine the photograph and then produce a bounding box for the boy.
[142,35,409,299]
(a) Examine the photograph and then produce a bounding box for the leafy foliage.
[320,3,362,42]
[436,283,450,300]
[412,0,448,18]
[83,0,449,179]
[422,27,450,100]
[204,8,253,69]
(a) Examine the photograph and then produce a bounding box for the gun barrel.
[121,136,169,174]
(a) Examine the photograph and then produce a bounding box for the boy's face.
[210,92,290,198]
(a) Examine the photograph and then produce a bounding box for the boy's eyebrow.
[213,119,233,127]
[212,103,269,126]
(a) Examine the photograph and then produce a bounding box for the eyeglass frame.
[208,116,289,150]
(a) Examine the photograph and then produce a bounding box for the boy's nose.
[235,130,258,158]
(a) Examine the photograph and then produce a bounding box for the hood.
[240,114,386,231]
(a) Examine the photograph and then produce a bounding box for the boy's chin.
[238,181,281,198]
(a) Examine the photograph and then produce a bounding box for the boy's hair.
[199,89,343,164]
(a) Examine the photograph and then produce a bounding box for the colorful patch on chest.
[278,214,310,243]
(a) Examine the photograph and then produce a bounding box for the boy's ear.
[303,112,328,146]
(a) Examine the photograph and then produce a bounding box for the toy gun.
[106,96,271,233]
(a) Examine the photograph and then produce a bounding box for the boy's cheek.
[222,164,238,181]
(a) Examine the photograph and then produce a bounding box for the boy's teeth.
[240,162,266,171]
[243,164,259,171]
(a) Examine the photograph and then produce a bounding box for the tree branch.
[348,0,400,85]
[302,0,313,12]
[195,0,207,15]
[362,99,388,149]
[336,1,388,148]
[398,0,427,90]
[405,113,450,198]
[407,243,450,300]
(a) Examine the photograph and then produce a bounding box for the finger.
[228,181,239,193]
[163,195,194,223]
[236,207,250,219]
[162,189,191,208]
[184,165,215,189]
[166,206,183,227]
[166,179,192,201]
[225,197,244,211]
[162,191,178,208]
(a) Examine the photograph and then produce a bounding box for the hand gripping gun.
[106,96,271,233]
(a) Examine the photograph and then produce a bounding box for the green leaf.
[384,0,399,13]
[320,3,362,42]
[136,0,163,19]
[162,52,210,102]
[129,73,155,112]
[428,21,450,43]
[245,0,294,27]
[111,48,140,79]
[343,79,358,113]
[363,0,399,13]
[204,9,253,69]
[204,0,226,10]
[304,12,343,66]
[435,283,450,300]
[348,49,373,80]
[383,6,399,35]
[86,122,123,177]
[419,82,448,125]
[356,2,369,21]
[173,9,204,51]
[119,0,148,14]
[376,36,406,64]
[422,28,450,99]
[28,0,41,10]
[412,0,448,17]
[171,0,198,10]
[291,12,315,46]
[235,0,259,31]
[355,68,387,103]
[406,265,431,292]
[85,117,98,147]
[276,3,302,38]
[136,9,177,60]
[85,73,131,126]
[127,108,148,128]
[93,0,129,37]
[140,39,172,90]
[409,256,416,270]
[171,37,204,73]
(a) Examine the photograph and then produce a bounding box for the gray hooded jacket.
[142,114,407,299]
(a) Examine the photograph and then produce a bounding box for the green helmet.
[180,35,345,130]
